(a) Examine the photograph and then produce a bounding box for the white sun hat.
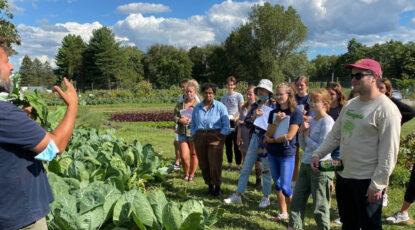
[254,79,273,95]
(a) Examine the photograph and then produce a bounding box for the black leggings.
[404,163,415,203]
[225,121,241,165]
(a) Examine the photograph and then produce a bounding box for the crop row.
[110,112,174,122]
[45,97,178,106]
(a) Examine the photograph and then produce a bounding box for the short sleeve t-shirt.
[221,92,244,117]
[0,101,53,230]
[265,106,303,157]
[295,94,314,117]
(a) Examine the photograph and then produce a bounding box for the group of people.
[0,32,414,229]
[173,59,415,229]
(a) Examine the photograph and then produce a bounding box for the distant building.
[21,86,52,93]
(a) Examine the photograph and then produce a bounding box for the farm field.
[73,102,415,229]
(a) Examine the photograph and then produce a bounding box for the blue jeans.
[268,154,295,197]
[178,134,192,142]
[236,133,272,196]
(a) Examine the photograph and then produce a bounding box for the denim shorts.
[178,134,192,142]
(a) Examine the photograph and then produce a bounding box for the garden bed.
[110,111,174,122]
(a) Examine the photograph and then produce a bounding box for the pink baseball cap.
[344,59,382,78]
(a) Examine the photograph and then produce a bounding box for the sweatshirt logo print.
[341,110,363,144]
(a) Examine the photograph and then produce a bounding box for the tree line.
[11,2,415,90]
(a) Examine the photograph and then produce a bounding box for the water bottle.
[318,159,343,172]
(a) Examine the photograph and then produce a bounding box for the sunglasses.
[350,72,373,80]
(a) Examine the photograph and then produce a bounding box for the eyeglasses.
[350,72,373,80]
[275,93,287,97]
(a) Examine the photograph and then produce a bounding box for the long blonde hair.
[276,82,297,113]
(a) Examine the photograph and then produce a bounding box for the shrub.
[236,81,248,96]
[390,133,415,186]
[389,165,411,186]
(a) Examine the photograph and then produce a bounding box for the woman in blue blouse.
[265,82,303,221]
[191,83,230,197]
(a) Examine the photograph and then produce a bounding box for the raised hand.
[54,78,78,107]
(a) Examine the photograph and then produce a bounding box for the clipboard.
[253,105,273,130]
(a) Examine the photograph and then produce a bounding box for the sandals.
[270,213,288,222]
[188,176,195,182]
[183,175,189,181]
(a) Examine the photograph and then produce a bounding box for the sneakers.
[224,193,242,204]
[382,194,388,207]
[259,196,270,208]
[334,208,341,224]
[386,211,409,224]
[173,163,180,170]
[334,217,341,224]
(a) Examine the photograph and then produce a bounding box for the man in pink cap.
[310,58,401,229]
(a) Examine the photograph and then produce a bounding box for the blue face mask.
[257,95,269,102]
[35,140,59,162]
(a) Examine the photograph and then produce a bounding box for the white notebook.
[272,115,290,138]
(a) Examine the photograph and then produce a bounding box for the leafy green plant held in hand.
[0,73,66,131]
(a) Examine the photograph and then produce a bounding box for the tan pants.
[19,217,47,230]
[193,130,225,186]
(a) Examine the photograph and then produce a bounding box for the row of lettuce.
[46,128,224,230]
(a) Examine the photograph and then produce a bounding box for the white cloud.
[13,22,102,69]
[113,0,254,50]
[117,2,170,14]
[113,14,216,50]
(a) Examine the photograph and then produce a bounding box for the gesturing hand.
[54,78,78,107]
[366,187,383,203]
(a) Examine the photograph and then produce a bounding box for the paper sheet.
[253,105,274,130]
[180,108,193,120]
[272,115,290,137]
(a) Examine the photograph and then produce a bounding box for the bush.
[236,81,249,96]
[398,133,415,170]
[389,165,411,186]
[389,133,415,186]
[135,80,153,97]
[114,90,134,98]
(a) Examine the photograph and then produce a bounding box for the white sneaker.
[382,194,388,206]
[224,193,242,204]
[386,211,409,224]
[258,196,270,208]
[173,163,180,170]
[334,217,341,224]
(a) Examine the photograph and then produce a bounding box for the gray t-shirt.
[221,92,244,117]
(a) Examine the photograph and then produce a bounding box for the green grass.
[402,117,415,137]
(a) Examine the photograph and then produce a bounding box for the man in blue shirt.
[0,43,78,230]
[191,83,230,197]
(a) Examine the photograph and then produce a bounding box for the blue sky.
[7,0,415,70]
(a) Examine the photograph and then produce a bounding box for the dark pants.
[404,162,415,203]
[193,130,225,186]
[225,121,241,165]
[336,175,383,230]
